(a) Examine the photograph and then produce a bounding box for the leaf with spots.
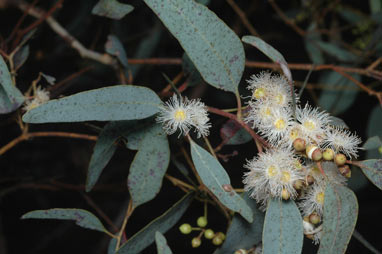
[22,85,161,123]
[262,199,303,254]
[128,123,170,208]
[21,208,111,235]
[92,0,134,20]
[356,159,382,190]
[143,0,245,93]
[117,193,193,254]
[318,183,358,254]
[155,231,173,254]
[190,140,253,222]
[214,194,264,254]
[0,55,24,114]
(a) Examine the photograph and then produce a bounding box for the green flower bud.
[212,235,223,245]
[204,229,215,239]
[293,138,306,152]
[197,216,208,227]
[334,153,346,166]
[191,237,201,248]
[322,148,334,161]
[179,223,192,234]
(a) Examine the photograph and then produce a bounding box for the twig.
[353,229,382,254]
[116,199,134,250]
[268,0,305,36]
[226,0,259,36]
[0,131,97,156]
[165,174,196,191]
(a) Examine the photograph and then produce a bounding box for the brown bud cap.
[306,175,315,185]
[281,189,291,200]
[334,153,347,166]
[293,180,304,190]
[293,138,306,152]
[306,145,322,161]
[303,216,310,222]
[322,148,334,161]
[309,212,321,224]
[338,165,351,178]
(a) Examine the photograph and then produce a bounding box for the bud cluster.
[242,72,362,244]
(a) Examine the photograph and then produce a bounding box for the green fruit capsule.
[204,229,215,239]
[212,235,223,245]
[197,216,208,227]
[191,237,201,248]
[179,223,192,234]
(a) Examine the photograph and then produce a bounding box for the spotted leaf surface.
[92,0,134,19]
[155,232,173,254]
[357,159,382,190]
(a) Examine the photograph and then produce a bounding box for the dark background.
[1,0,381,253]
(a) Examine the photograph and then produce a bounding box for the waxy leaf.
[220,119,251,145]
[318,183,358,254]
[242,35,292,83]
[117,193,193,254]
[92,0,134,20]
[363,136,382,150]
[366,105,382,159]
[21,208,110,234]
[357,159,382,190]
[214,194,264,254]
[13,45,30,70]
[305,23,325,64]
[155,232,173,254]
[316,41,358,62]
[190,140,253,222]
[263,199,303,254]
[108,238,118,254]
[23,85,161,123]
[0,55,24,113]
[329,116,349,129]
[143,0,245,93]
[128,123,170,208]
[105,35,129,69]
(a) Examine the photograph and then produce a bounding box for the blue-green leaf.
[117,193,193,254]
[22,85,161,123]
[155,232,173,254]
[369,0,381,14]
[128,123,170,208]
[86,121,128,192]
[318,71,359,115]
[315,41,358,62]
[329,116,349,128]
[0,55,24,113]
[143,0,244,93]
[242,35,292,82]
[214,194,264,254]
[305,23,325,64]
[190,140,253,222]
[105,35,129,69]
[108,238,118,254]
[21,208,110,234]
[366,105,382,159]
[262,199,303,254]
[13,45,30,70]
[318,183,358,254]
[356,159,382,190]
[92,0,134,20]
[182,53,203,87]
[220,119,252,145]
[363,136,382,150]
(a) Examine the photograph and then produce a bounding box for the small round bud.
[322,148,334,161]
[309,212,321,224]
[212,235,223,246]
[293,180,304,190]
[305,234,314,240]
[179,223,192,234]
[303,216,310,222]
[378,146,382,154]
[338,165,351,178]
[306,175,315,185]
[306,145,322,161]
[197,216,207,227]
[204,229,215,239]
[281,189,290,200]
[334,153,347,166]
[191,237,201,248]
[215,232,226,241]
[234,249,248,254]
[293,138,306,152]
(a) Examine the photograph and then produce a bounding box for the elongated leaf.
[357,159,382,190]
[190,140,253,222]
[182,53,203,87]
[370,0,382,14]
[155,232,173,254]
[0,55,24,113]
[305,23,325,64]
[92,0,134,19]
[214,194,264,254]
[86,121,127,192]
[363,136,382,150]
[366,105,382,159]
[105,35,129,69]
[262,199,303,254]
[128,124,170,208]
[117,193,193,254]
[22,85,161,123]
[21,208,110,234]
[144,0,244,93]
[316,41,358,62]
[318,183,358,254]
[318,71,359,115]
[108,238,118,254]
[13,45,30,70]
[329,116,349,129]
[220,119,251,145]
[242,35,292,83]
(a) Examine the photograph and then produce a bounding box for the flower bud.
[338,165,351,178]
[322,148,334,161]
[306,175,315,185]
[191,237,201,248]
[215,232,225,241]
[379,146,382,154]
[212,235,223,245]
[334,153,346,166]
[179,223,192,234]
[293,138,306,152]
[281,188,291,200]
[234,249,248,254]
[204,229,214,239]
[309,212,321,224]
[306,145,322,161]
[293,180,304,190]
[197,216,207,227]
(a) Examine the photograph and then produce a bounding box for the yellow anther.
[303,120,316,130]
[274,119,286,130]
[174,109,186,121]
[281,171,291,183]
[254,88,266,99]
[267,165,278,177]
[316,192,325,204]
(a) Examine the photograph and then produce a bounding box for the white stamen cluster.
[156,94,211,138]
[23,86,50,111]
